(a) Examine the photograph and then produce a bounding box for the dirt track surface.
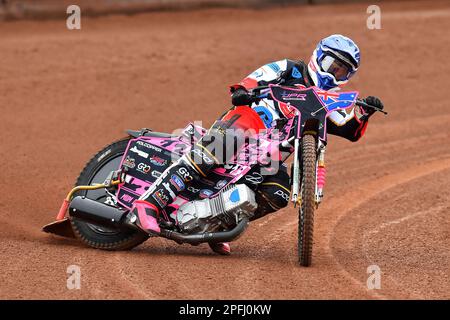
[1,0,449,299]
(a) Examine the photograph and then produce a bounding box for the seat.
[126,129,177,139]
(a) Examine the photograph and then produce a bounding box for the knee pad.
[185,145,218,177]
[251,169,291,221]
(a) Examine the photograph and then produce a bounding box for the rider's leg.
[130,106,266,234]
[250,163,291,221]
[129,155,199,234]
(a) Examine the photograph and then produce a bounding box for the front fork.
[290,138,301,206]
[315,140,326,207]
[290,137,327,208]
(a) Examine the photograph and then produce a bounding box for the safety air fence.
[0,0,408,20]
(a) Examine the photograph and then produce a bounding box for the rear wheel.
[70,138,149,250]
[298,134,317,266]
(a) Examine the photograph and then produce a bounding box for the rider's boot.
[209,242,231,255]
[129,200,161,235]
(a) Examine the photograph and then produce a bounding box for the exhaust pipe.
[69,196,130,230]
[70,196,250,244]
[159,218,249,245]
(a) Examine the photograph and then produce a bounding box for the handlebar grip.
[355,100,388,115]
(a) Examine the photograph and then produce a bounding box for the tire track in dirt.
[108,252,156,299]
[326,158,450,299]
[360,206,447,299]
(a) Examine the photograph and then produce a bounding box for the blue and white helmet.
[308,34,360,90]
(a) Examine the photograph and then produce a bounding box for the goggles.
[318,50,357,81]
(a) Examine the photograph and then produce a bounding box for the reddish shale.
[0,0,448,299]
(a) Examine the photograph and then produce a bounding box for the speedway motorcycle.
[43,84,386,266]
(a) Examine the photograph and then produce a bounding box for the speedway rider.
[129,34,384,255]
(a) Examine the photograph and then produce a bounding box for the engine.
[175,184,257,234]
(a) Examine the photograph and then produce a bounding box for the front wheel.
[70,138,149,250]
[298,134,317,266]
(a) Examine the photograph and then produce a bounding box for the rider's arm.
[230,59,289,93]
[230,60,290,106]
[326,106,369,142]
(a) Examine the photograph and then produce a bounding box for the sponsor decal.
[130,146,149,159]
[281,91,307,101]
[136,140,162,152]
[291,66,302,79]
[152,189,169,207]
[122,156,136,169]
[245,172,264,184]
[137,163,151,174]
[214,179,228,190]
[187,186,200,193]
[177,167,193,182]
[191,148,214,165]
[199,189,214,199]
[149,155,167,167]
[275,190,290,202]
[97,149,111,163]
[170,174,185,192]
[151,171,162,178]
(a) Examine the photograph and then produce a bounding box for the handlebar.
[248,85,388,115]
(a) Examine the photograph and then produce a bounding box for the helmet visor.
[319,54,352,81]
